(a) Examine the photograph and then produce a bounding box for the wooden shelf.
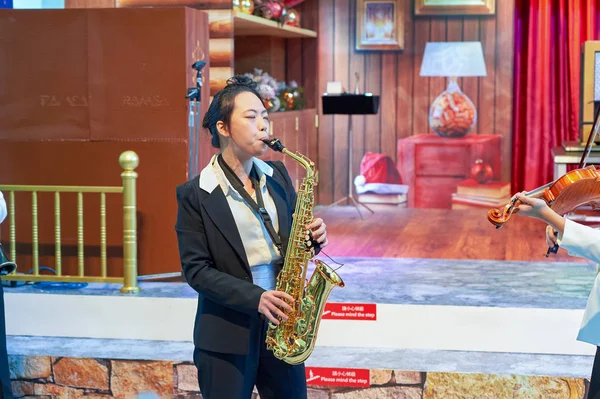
[233,10,317,38]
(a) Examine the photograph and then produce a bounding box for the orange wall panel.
[0,8,211,276]
[0,10,90,141]
[0,141,188,277]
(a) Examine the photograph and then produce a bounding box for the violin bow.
[580,101,600,168]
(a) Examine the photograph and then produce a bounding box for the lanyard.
[217,154,283,257]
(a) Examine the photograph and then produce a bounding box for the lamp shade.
[420,41,487,77]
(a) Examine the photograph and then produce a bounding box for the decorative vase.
[429,76,476,138]
[470,159,493,184]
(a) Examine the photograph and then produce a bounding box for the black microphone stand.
[186,60,206,178]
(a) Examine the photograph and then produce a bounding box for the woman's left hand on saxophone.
[307,218,328,248]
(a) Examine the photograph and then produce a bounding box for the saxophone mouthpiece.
[261,137,286,153]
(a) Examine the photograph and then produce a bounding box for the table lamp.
[419,41,487,138]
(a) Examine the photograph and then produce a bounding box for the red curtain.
[512,0,600,192]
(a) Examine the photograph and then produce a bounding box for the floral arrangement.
[243,69,305,112]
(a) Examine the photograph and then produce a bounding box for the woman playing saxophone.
[174,75,328,399]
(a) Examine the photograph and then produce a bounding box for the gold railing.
[0,151,140,294]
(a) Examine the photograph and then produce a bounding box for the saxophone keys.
[305,231,313,247]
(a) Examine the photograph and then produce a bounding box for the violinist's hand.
[515,192,566,235]
[545,225,559,248]
[514,191,552,220]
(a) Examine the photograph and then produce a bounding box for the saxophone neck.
[281,148,314,176]
[262,137,316,180]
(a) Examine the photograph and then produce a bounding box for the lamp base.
[429,77,476,138]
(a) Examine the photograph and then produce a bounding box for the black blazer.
[175,160,300,354]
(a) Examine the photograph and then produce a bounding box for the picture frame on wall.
[579,41,600,144]
[355,0,404,51]
[414,0,495,16]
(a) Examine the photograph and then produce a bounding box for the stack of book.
[451,179,511,209]
[355,181,409,206]
[357,192,407,206]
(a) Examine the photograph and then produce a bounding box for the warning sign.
[306,367,370,387]
[321,303,377,320]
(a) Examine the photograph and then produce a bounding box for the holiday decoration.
[243,69,305,112]
[470,159,494,184]
[285,8,300,27]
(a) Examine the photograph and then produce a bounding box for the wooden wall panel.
[317,0,335,205]
[332,0,350,204]
[429,18,447,123]
[298,1,319,112]
[395,7,414,144]
[234,36,286,81]
[462,17,480,135]
[479,12,497,137]
[207,9,233,97]
[0,132,188,279]
[117,0,231,9]
[2,8,209,276]
[380,54,397,159]
[316,0,514,204]
[79,1,234,98]
[496,0,514,183]
[411,17,430,142]
[65,0,116,7]
[0,10,89,141]
[348,0,365,199]
[286,39,303,85]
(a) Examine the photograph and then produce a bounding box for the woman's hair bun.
[226,75,258,89]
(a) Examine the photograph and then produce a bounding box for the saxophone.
[261,137,345,365]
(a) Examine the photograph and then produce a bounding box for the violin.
[487,165,600,227]
[488,101,600,255]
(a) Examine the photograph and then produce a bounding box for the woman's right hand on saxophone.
[259,290,294,325]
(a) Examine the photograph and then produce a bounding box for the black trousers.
[193,318,307,399]
[0,284,13,399]
[589,347,600,399]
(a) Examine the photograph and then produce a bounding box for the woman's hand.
[546,225,558,248]
[514,191,551,220]
[515,191,566,236]
[258,290,294,325]
[307,217,328,248]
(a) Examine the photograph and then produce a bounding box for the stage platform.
[5,256,596,398]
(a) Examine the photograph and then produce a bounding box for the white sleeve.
[0,191,6,224]
[557,218,600,264]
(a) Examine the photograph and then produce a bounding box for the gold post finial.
[119,151,139,171]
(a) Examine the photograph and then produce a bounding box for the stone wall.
[9,356,194,399]
[7,355,589,399]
